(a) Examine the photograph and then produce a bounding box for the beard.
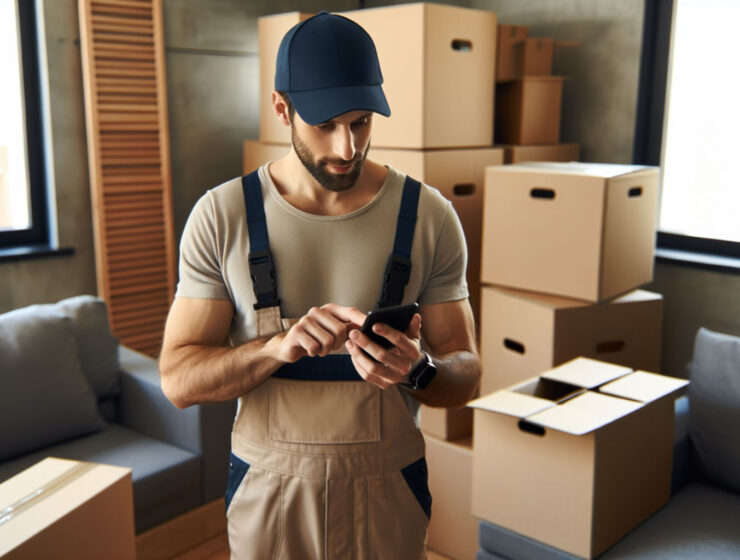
[292,127,368,192]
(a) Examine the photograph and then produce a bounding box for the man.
[160,11,480,560]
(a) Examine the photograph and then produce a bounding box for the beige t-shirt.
[177,164,469,346]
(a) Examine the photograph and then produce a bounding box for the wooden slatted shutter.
[78,0,176,357]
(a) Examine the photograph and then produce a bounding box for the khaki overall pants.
[225,307,430,560]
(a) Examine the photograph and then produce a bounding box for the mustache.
[320,155,362,167]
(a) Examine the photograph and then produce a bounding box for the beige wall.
[0,146,9,229]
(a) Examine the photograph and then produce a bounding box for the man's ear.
[272,91,291,127]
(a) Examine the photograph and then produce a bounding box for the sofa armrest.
[671,394,693,494]
[117,346,237,502]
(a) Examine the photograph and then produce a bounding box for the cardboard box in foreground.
[481,162,659,302]
[425,435,478,560]
[0,457,135,560]
[479,286,663,395]
[470,357,688,559]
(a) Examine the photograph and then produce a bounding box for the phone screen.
[360,303,419,349]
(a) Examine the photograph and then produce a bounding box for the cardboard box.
[243,140,291,174]
[0,457,135,560]
[517,37,555,77]
[369,147,505,326]
[479,286,663,395]
[500,142,580,164]
[496,24,528,82]
[470,357,688,559]
[425,435,478,560]
[344,4,497,149]
[420,404,473,440]
[481,162,660,302]
[258,12,313,144]
[495,77,564,145]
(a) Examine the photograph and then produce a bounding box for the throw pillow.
[688,327,740,493]
[55,295,120,398]
[0,306,106,461]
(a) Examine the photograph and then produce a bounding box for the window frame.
[0,0,49,251]
[633,0,740,271]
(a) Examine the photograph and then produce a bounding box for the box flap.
[526,392,641,435]
[599,371,689,403]
[541,357,633,389]
[469,390,556,419]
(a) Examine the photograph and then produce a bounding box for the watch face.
[414,360,437,390]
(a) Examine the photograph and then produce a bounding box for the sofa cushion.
[0,306,106,461]
[688,327,740,493]
[55,295,120,398]
[0,424,202,533]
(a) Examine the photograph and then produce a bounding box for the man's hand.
[345,313,423,389]
[271,303,367,363]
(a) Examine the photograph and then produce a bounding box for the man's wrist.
[399,351,437,391]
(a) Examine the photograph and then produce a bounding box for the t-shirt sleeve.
[418,201,469,305]
[176,192,230,300]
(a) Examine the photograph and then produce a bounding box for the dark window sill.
[0,245,75,263]
[655,247,740,274]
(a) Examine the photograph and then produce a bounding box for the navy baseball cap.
[274,11,391,125]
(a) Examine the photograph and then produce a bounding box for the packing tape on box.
[0,462,96,526]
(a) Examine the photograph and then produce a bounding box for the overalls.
[225,171,431,559]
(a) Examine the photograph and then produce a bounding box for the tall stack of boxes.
[473,162,675,557]
[495,24,580,164]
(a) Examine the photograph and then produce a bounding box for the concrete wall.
[1,0,737,380]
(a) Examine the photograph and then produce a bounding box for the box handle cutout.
[451,39,473,52]
[504,338,526,354]
[530,188,556,200]
[628,186,643,198]
[453,183,475,197]
[518,420,545,436]
[596,340,625,353]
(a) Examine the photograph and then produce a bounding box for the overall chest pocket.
[268,379,381,444]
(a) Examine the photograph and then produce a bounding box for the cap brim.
[290,84,391,126]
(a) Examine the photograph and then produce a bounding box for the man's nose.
[332,125,356,162]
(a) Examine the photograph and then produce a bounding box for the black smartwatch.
[400,351,437,391]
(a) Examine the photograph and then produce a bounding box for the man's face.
[290,110,373,192]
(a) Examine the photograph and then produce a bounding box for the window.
[0,0,50,251]
[635,0,739,265]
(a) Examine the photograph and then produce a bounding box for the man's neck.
[268,151,389,216]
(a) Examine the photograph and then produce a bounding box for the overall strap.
[242,170,280,310]
[377,175,422,309]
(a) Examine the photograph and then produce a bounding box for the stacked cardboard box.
[495,24,579,164]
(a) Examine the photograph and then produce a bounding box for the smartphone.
[360,302,419,350]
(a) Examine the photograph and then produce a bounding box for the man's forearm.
[160,334,285,409]
[404,350,481,408]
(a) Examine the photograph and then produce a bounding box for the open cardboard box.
[470,357,688,559]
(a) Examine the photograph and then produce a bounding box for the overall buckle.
[249,249,280,310]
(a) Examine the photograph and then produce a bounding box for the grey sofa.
[0,295,236,533]
[476,327,740,559]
